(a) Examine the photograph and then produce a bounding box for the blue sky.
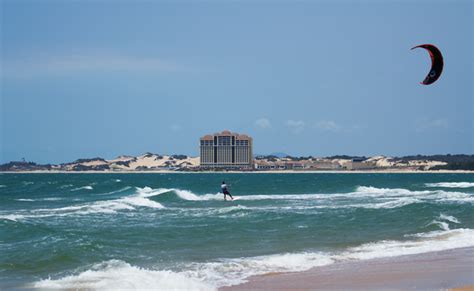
[1,0,472,163]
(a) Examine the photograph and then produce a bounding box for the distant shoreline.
[1,169,473,174]
[3,154,473,172]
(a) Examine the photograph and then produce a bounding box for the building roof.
[236,134,251,140]
[200,135,214,140]
[201,130,252,140]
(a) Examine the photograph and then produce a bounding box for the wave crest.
[34,260,212,290]
[34,227,474,289]
[426,182,474,188]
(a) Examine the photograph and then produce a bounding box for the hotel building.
[200,130,253,169]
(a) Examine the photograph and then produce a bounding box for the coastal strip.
[1,170,473,174]
[221,247,474,290]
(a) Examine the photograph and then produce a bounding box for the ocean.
[1,173,473,289]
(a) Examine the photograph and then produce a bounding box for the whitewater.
[1,173,473,289]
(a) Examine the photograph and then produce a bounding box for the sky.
[1,0,473,164]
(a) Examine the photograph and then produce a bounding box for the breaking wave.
[97,186,133,196]
[425,182,474,188]
[14,198,62,202]
[71,185,94,191]
[3,186,472,222]
[34,260,211,290]
[439,213,460,224]
[162,186,473,208]
[33,226,474,290]
[425,213,462,232]
[1,187,169,221]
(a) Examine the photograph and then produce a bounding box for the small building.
[308,161,342,170]
[344,158,376,170]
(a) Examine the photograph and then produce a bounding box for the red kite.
[411,44,444,85]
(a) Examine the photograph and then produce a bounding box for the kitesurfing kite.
[411,44,444,85]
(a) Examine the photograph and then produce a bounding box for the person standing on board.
[221,181,234,201]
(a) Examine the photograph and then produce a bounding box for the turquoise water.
[1,173,473,289]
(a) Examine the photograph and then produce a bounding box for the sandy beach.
[221,247,474,290]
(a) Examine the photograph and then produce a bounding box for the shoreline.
[221,247,474,290]
[1,170,473,174]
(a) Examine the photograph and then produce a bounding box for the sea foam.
[1,187,169,221]
[33,227,474,290]
[165,186,473,211]
[71,185,94,191]
[34,260,211,290]
[425,182,474,188]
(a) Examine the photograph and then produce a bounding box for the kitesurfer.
[221,181,233,201]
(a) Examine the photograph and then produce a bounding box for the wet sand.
[221,247,474,290]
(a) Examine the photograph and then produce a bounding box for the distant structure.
[343,157,376,170]
[200,130,253,169]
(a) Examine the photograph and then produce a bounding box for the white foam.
[56,187,167,213]
[173,189,203,200]
[344,228,474,260]
[428,220,450,231]
[439,213,460,224]
[34,260,212,290]
[355,186,474,204]
[115,179,121,182]
[0,213,54,221]
[16,197,63,202]
[120,196,164,209]
[43,197,63,201]
[35,201,136,215]
[30,226,474,289]
[5,187,167,220]
[354,197,421,209]
[135,187,172,198]
[184,228,474,288]
[354,186,431,197]
[183,252,334,288]
[216,205,250,214]
[170,186,472,205]
[431,191,474,203]
[97,186,132,196]
[141,184,473,212]
[426,182,474,188]
[71,185,94,191]
[0,214,25,221]
[0,185,6,188]
[234,193,324,200]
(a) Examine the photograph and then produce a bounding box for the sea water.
[1,173,473,289]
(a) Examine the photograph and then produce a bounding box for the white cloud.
[314,120,341,132]
[286,120,305,134]
[255,118,271,129]
[415,118,449,132]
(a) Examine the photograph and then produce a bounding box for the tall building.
[200,130,253,169]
